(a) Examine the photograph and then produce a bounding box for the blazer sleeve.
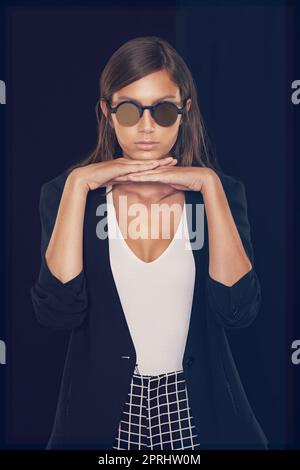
[30,181,88,330]
[206,179,262,329]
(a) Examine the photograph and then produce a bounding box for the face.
[100,69,191,161]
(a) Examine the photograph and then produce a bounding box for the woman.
[30,36,268,450]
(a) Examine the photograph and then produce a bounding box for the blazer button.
[232,304,238,316]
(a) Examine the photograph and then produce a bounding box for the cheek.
[114,125,134,146]
[163,125,180,144]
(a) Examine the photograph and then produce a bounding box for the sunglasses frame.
[103,97,189,126]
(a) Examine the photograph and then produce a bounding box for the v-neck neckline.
[106,185,186,266]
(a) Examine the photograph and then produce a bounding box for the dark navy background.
[0,0,299,450]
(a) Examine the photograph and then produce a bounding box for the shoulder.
[212,167,244,189]
[39,166,105,210]
[41,166,106,195]
[42,168,71,193]
[38,168,72,215]
[212,168,246,200]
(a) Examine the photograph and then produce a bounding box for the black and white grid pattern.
[112,366,201,450]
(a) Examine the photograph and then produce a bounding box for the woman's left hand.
[109,160,216,194]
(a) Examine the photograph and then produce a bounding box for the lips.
[135,142,159,150]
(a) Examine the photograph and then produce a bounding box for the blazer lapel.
[182,189,208,361]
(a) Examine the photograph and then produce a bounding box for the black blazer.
[30,167,269,450]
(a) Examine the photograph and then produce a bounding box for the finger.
[127,170,162,177]
[111,158,177,182]
[135,157,176,169]
[103,179,131,185]
[118,160,162,176]
[170,184,188,190]
[120,156,173,165]
[149,160,177,169]
[133,162,177,173]
[126,166,171,176]
[118,160,173,178]
[163,159,178,167]
[127,173,164,182]
[124,156,176,169]
[108,176,131,182]
[157,157,177,166]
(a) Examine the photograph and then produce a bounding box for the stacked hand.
[71,156,214,195]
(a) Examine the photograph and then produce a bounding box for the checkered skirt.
[112,365,201,450]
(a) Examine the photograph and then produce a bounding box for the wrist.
[200,169,221,197]
[66,169,90,196]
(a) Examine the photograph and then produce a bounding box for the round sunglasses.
[103,97,189,127]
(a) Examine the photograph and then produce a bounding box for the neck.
[112,182,179,203]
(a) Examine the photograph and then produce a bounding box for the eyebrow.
[115,94,177,104]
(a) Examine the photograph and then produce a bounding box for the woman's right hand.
[69,156,178,192]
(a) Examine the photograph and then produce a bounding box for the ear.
[179,98,191,125]
[99,99,114,128]
[99,99,108,119]
[186,98,192,113]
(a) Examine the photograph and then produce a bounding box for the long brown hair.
[66,36,221,194]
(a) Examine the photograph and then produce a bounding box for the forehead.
[113,70,180,102]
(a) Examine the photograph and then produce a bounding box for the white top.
[106,185,196,375]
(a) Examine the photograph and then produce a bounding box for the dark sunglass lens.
[154,102,178,126]
[116,102,140,126]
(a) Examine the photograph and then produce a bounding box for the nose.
[138,108,155,130]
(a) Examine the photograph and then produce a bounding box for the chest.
[110,188,185,264]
